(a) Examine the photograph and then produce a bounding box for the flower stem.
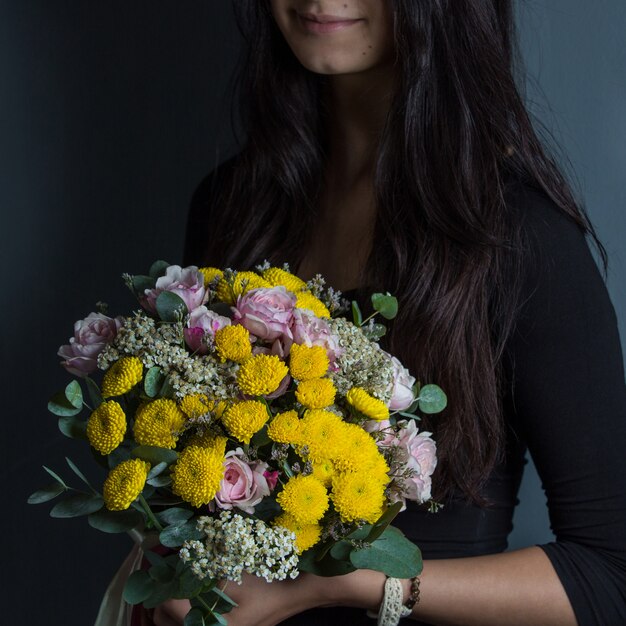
[138,494,163,532]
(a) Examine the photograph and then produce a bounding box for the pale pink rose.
[364,419,397,446]
[396,420,437,503]
[214,449,271,514]
[142,265,207,314]
[184,306,231,354]
[58,313,123,377]
[386,354,417,411]
[290,308,343,365]
[233,286,296,342]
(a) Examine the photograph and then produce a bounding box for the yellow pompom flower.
[276,475,329,524]
[295,378,336,409]
[222,400,269,444]
[267,410,302,445]
[346,387,390,421]
[187,432,228,456]
[179,394,214,419]
[216,271,271,305]
[214,324,252,363]
[86,400,127,455]
[311,459,334,487]
[295,291,330,318]
[274,513,322,554]
[298,409,344,463]
[198,266,223,287]
[133,398,186,449]
[170,445,225,508]
[331,422,384,473]
[289,344,330,381]
[101,356,143,398]
[213,400,227,420]
[262,267,307,294]
[331,472,386,524]
[237,354,288,397]
[103,458,150,511]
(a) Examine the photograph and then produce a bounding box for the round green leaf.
[417,384,447,414]
[50,493,104,518]
[157,507,193,526]
[48,392,82,417]
[123,569,156,605]
[65,380,83,409]
[27,482,66,504]
[156,291,188,322]
[144,367,164,398]
[85,376,103,408]
[371,293,398,320]
[132,275,156,295]
[58,415,87,439]
[149,260,171,279]
[88,508,144,533]
[159,521,203,548]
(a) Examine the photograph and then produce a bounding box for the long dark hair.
[191,0,607,503]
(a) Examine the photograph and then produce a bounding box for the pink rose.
[142,265,207,314]
[184,306,231,354]
[364,419,396,446]
[214,448,272,514]
[58,313,123,377]
[263,470,279,491]
[386,354,416,411]
[396,420,437,503]
[233,286,296,342]
[291,308,343,365]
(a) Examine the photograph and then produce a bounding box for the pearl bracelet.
[367,575,421,626]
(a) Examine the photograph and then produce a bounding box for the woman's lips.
[297,13,363,34]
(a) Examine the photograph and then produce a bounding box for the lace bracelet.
[367,575,421,626]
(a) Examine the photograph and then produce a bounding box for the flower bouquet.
[28,261,446,625]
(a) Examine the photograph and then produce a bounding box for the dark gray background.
[1,1,624,624]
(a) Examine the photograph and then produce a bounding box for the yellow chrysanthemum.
[274,513,322,554]
[298,409,344,463]
[295,291,330,318]
[331,471,386,524]
[289,344,329,381]
[331,422,386,473]
[346,387,389,421]
[222,400,269,444]
[216,271,271,305]
[133,398,186,449]
[295,378,336,409]
[213,400,227,420]
[103,458,150,511]
[101,356,143,398]
[237,354,288,397]
[267,410,302,445]
[214,324,252,363]
[86,400,127,455]
[311,459,334,487]
[276,474,329,524]
[170,445,225,508]
[186,432,228,457]
[262,267,307,294]
[179,394,214,419]
[198,266,223,287]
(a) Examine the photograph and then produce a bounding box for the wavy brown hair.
[185,0,607,503]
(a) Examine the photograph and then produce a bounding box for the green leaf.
[58,415,88,439]
[147,461,168,480]
[329,540,352,561]
[123,569,155,605]
[144,367,165,398]
[159,521,203,548]
[397,411,420,420]
[50,493,104,518]
[27,482,66,504]
[371,293,398,320]
[156,291,188,322]
[157,507,193,526]
[362,323,387,340]
[184,608,206,626]
[250,425,271,448]
[148,561,175,584]
[351,300,363,326]
[65,456,94,490]
[143,579,178,609]
[85,376,103,408]
[42,465,69,489]
[131,275,156,296]
[211,586,238,607]
[298,544,357,577]
[132,445,178,466]
[147,474,172,487]
[48,391,82,417]
[349,526,422,578]
[88,508,144,533]
[365,501,403,543]
[176,567,206,599]
[150,260,171,279]
[65,380,83,409]
[417,384,447,414]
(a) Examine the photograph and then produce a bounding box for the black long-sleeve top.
[184,157,626,626]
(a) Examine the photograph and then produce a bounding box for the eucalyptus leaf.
[371,293,398,320]
[58,415,88,439]
[64,380,83,409]
[50,493,104,518]
[147,474,172,487]
[177,567,206,599]
[150,260,170,279]
[397,411,420,420]
[144,367,165,398]
[156,291,188,323]
[27,482,66,504]
[131,275,156,296]
[42,465,68,489]
[159,521,203,548]
[148,561,175,583]
[184,608,206,626]
[88,508,143,533]
[365,501,403,543]
[143,580,178,609]
[157,507,193,526]
[252,497,281,522]
[362,323,386,340]
[147,461,168,480]
[298,545,357,577]
[132,445,178,466]
[351,300,363,326]
[85,376,103,408]
[65,456,94,490]
[48,391,82,417]
[417,384,447,414]
[211,586,238,607]
[250,425,270,448]
[329,540,352,561]
[123,569,155,605]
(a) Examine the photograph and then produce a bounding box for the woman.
[150,1,626,624]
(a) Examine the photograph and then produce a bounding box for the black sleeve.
[506,185,626,625]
